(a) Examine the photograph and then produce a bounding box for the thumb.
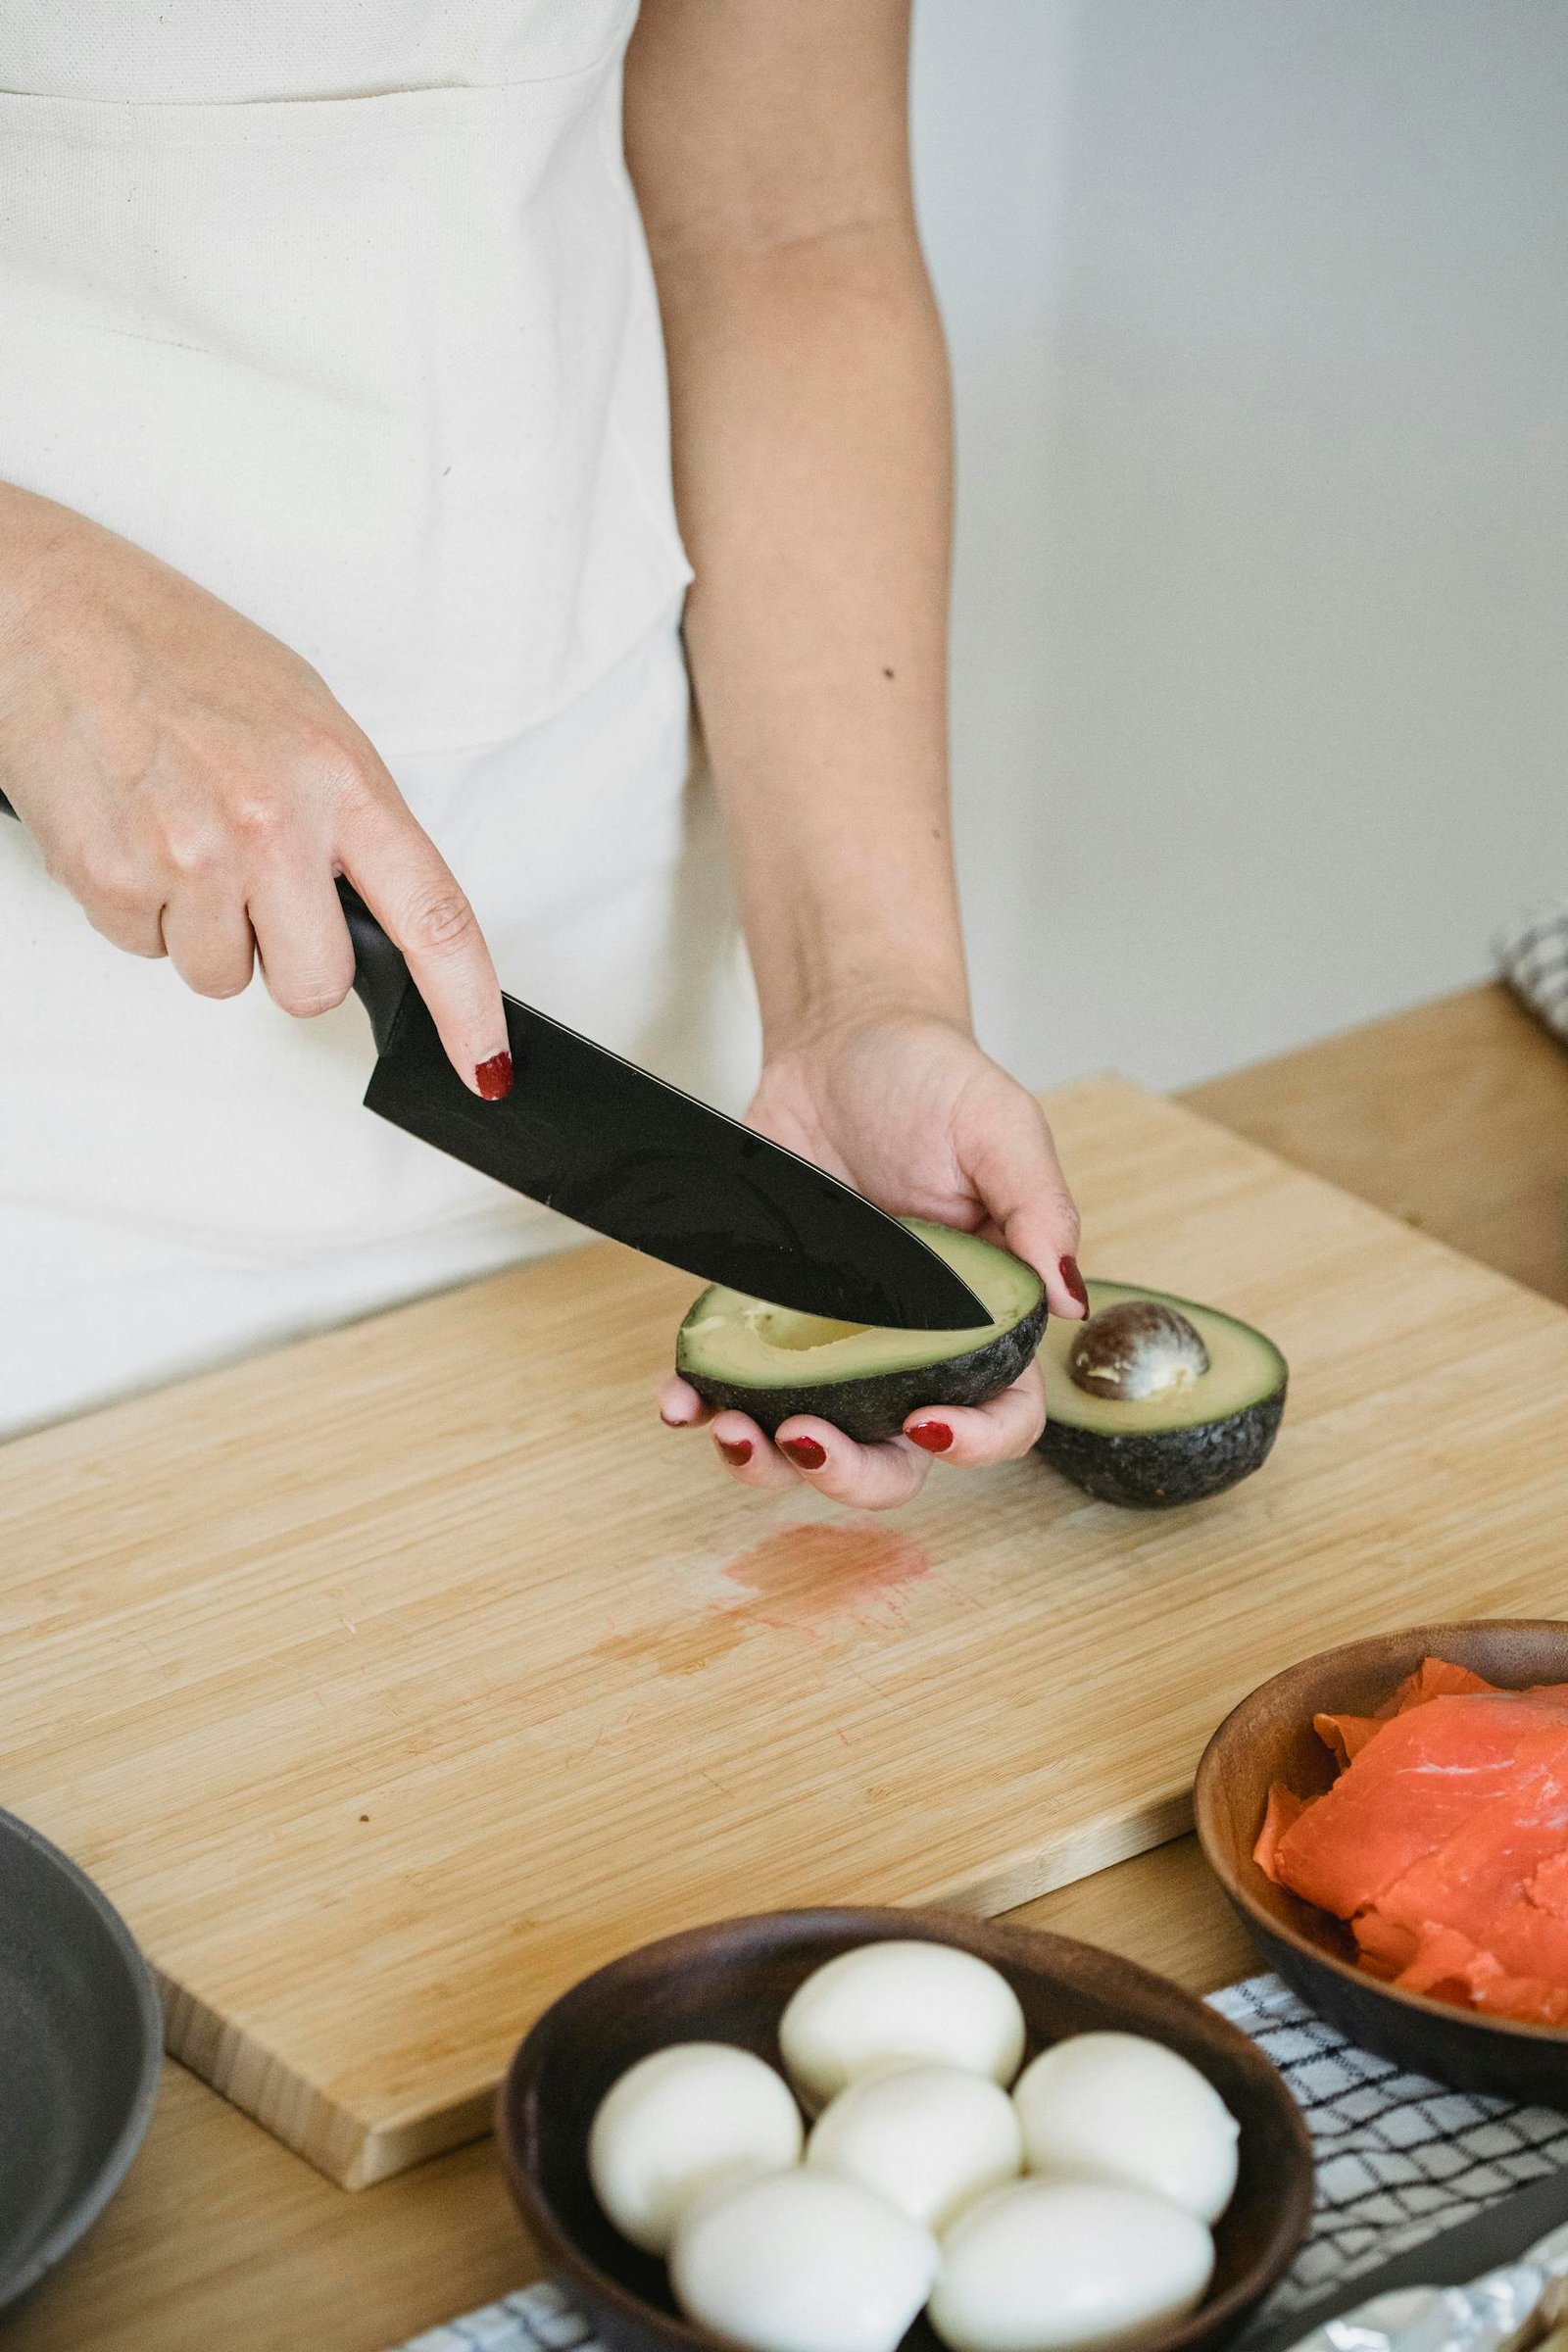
[964,1085,1086,1319]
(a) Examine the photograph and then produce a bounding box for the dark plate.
[0,1811,164,2312]
[1195,1620,1568,2103]
[497,1904,1313,2352]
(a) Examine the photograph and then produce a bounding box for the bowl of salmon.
[1195,1620,1568,2102]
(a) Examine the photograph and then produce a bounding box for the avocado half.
[676,1221,1047,1444]
[1037,1279,1287,1508]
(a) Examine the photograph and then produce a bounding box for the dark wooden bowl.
[497,1905,1313,2352]
[1195,1619,1568,2103]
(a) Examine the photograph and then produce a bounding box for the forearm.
[653,220,970,1054]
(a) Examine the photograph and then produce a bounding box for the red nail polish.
[475,1050,514,1102]
[908,1420,954,1453]
[1059,1254,1090,1313]
[717,1437,753,1466]
[781,1436,827,1469]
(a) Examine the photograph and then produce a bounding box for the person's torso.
[0,1,757,1289]
[0,0,692,757]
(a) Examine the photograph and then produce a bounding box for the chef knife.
[0,797,989,1328]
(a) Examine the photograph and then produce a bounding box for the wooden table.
[12,981,1568,2352]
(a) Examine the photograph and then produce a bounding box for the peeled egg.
[588,2041,803,2255]
[1012,2033,1240,2225]
[806,2061,1022,2231]
[780,1941,1027,2112]
[928,2180,1215,2352]
[670,2168,940,2352]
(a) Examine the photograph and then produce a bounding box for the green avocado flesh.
[676,1221,1047,1444]
[1037,1280,1287,1508]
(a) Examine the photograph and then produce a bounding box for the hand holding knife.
[0,796,987,1329]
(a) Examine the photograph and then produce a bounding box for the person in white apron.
[0,1,1085,1510]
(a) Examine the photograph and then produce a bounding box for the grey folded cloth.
[389,1976,1568,2352]
[1494,902,1568,1044]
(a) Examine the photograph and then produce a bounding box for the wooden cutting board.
[4,1075,1566,2188]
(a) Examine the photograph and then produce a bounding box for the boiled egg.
[780,1941,1027,2112]
[588,2041,803,2255]
[1012,2033,1240,2225]
[670,2168,940,2352]
[806,2060,1022,2231]
[928,2179,1215,2352]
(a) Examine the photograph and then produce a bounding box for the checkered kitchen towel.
[392,1975,1568,2350]
[1210,1976,1568,2318]
[1495,903,1568,1045]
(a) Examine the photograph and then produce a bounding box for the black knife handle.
[333,881,413,1054]
[0,791,412,1054]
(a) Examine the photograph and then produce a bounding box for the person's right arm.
[0,483,512,1096]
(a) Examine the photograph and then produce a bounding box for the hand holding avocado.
[659,1014,1086,1512]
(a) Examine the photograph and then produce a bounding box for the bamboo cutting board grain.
[3,1076,1567,2186]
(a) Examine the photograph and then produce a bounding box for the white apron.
[0,1,759,1439]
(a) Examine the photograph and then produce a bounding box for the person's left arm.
[626,0,1086,1512]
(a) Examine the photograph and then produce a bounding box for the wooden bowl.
[497,1905,1313,2352]
[1195,1619,1568,2102]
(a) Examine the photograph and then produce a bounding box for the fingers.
[340,776,511,1096]
[967,1090,1087,1318]
[710,1411,804,1492]
[904,1362,1046,1468]
[659,1385,801,1488]
[81,892,167,960]
[0,514,502,1058]
[249,857,357,1020]
[664,1387,1045,1498]
[57,817,168,959]
[660,1374,712,1429]
[157,894,256,999]
[769,1415,932,1511]
[662,1384,932,1509]
[662,1377,1041,1498]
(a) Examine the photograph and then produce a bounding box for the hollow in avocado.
[1037,1280,1286,1507]
[676,1221,1047,1444]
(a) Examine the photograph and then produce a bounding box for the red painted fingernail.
[1059,1254,1090,1313]
[781,1436,827,1470]
[475,1050,514,1102]
[717,1438,753,1466]
[908,1420,954,1453]
[662,1411,689,1429]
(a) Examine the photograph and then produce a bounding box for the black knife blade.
[337,886,990,1329]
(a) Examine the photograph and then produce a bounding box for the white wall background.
[910,0,1568,1091]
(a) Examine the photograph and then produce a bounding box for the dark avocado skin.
[1037,1383,1286,1508]
[681,1293,1049,1445]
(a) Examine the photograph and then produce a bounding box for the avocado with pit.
[676,1221,1047,1444]
[1036,1279,1286,1507]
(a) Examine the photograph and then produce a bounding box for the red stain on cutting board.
[722,1522,931,1634]
[599,1523,931,1679]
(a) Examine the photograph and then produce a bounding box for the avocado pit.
[1068,1298,1210,1402]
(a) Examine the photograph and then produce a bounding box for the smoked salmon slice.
[1385,1658,1498,1713]
[1250,1658,1568,2031]
[1260,1695,1568,1916]
[1254,1783,1307,1882]
[1312,1711,1384,1767]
